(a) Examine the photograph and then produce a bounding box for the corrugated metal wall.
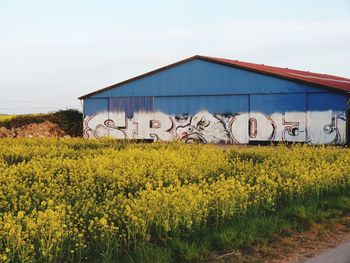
[154,95,249,115]
[82,59,349,145]
[89,59,326,98]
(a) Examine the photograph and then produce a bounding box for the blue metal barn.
[79,55,350,145]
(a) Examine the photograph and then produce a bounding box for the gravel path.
[303,240,350,263]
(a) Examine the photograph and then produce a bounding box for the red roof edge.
[200,56,350,93]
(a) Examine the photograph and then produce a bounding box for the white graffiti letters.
[84,110,346,145]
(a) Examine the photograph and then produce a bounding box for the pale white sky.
[0,0,349,114]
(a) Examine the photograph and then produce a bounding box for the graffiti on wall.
[84,110,346,145]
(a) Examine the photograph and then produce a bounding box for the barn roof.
[79,55,350,99]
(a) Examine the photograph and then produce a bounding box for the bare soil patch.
[0,121,68,138]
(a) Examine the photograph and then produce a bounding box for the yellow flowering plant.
[0,138,349,262]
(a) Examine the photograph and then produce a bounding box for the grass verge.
[120,190,350,263]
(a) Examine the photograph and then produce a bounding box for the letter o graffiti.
[249,118,257,138]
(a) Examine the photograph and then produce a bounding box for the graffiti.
[282,117,300,142]
[84,110,346,145]
[248,118,257,138]
[175,112,230,143]
[305,111,345,144]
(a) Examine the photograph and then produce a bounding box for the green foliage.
[121,245,172,263]
[170,239,209,263]
[49,109,83,137]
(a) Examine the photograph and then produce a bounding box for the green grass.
[120,190,350,263]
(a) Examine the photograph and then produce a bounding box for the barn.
[79,55,350,145]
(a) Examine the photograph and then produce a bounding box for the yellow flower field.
[0,116,14,122]
[0,138,349,262]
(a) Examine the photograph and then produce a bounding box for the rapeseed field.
[0,139,349,262]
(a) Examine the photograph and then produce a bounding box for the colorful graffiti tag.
[83,110,346,145]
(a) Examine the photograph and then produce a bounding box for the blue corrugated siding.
[154,95,249,115]
[83,59,349,123]
[250,93,306,114]
[109,97,154,116]
[83,98,108,116]
[90,59,327,98]
[245,92,348,115]
[84,93,348,117]
[306,93,348,112]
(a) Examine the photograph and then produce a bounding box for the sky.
[0,0,349,114]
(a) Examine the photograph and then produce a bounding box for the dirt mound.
[0,109,83,137]
[0,121,69,138]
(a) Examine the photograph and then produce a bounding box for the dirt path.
[303,240,350,263]
[271,221,350,263]
[210,216,350,262]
